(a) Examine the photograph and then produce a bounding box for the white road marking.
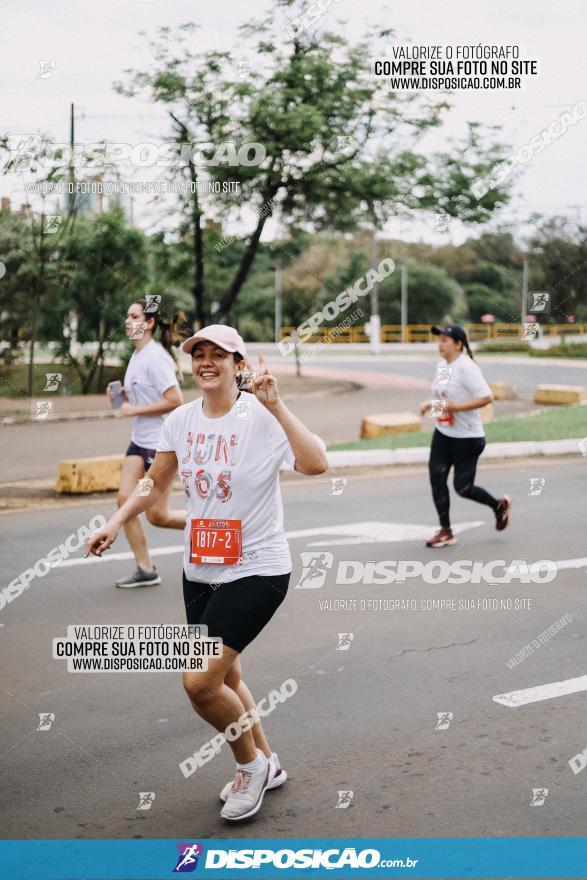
[493,675,587,707]
[298,520,484,546]
[52,520,484,568]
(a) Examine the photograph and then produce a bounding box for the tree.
[378,262,462,325]
[0,211,37,365]
[114,0,512,325]
[529,217,587,321]
[0,134,99,393]
[46,208,150,393]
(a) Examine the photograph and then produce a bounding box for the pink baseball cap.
[182,324,247,358]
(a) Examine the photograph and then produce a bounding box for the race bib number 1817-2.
[190,518,242,565]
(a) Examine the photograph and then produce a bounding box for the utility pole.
[68,103,75,214]
[401,264,408,343]
[369,227,381,353]
[274,262,282,345]
[521,257,529,326]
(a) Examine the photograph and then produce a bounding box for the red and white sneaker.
[425,527,456,548]
[494,495,512,531]
[220,751,287,802]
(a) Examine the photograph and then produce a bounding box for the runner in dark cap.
[420,324,512,547]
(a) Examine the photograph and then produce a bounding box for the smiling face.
[191,340,240,395]
[437,333,463,361]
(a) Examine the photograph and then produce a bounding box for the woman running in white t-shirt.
[109,298,184,588]
[420,324,512,548]
[88,324,328,821]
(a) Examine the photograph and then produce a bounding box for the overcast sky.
[1,0,585,245]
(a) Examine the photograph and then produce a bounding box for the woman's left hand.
[244,352,280,408]
[116,402,137,418]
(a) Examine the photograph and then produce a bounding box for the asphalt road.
[1,353,583,483]
[282,354,587,398]
[1,457,586,841]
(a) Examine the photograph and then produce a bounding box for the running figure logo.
[37,713,55,731]
[44,373,62,391]
[37,60,56,79]
[530,788,548,806]
[137,478,154,497]
[32,400,53,421]
[144,294,161,314]
[335,790,354,809]
[173,843,204,873]
[434,365,452,385]
[235,397,251,419]
[329,477,347,496]
[294,552,334,589]
[529,292,551,314]
[130,321,149,340]
[136,791,155,810]
[521,322,539,341]
[433,212,450,233]
[336,633,354,651]
[44,215,63,234]
[435,712,453,730]
[528,478,545,496]
[429,399,448,418]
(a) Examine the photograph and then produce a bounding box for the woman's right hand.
[420,399,432,415]
[85,521,120,558]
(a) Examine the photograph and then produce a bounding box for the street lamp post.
[369,228,381,353]
[401,264,408,343]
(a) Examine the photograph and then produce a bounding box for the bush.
[530,343,587,358]
[476,340,531,353]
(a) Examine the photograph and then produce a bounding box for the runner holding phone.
[108,299,184,588]
[420,324,512,548]
[87,324,328,821]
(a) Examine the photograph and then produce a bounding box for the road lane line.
[51,520,483,567]
[493,675,587,707]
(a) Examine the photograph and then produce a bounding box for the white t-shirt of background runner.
[124,339,179,448]
[157,393,308,584]
[431,352,492,439]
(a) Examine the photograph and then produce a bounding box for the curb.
[0,382,359,426]
[327,438,583,469]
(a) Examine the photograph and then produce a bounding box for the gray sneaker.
[220,751,270,821]
[115,566,161,588]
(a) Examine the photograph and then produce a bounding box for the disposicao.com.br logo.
[197,846,417,870]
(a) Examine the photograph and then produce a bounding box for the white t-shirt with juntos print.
[124,340,179,448]
[157,392,314,584]
[431,352,493,439]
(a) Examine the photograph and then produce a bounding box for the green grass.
[475,340,587,359]
[0,364,125,397]
[328,405,587,451]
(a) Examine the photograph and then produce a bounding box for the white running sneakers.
[220,750,272,821]
[219,751,287,803]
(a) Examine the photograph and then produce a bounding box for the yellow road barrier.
[361,412,422,439]
[56,455,124,494]
[534,385,587,405]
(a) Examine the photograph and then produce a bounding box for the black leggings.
[428,429,498,528]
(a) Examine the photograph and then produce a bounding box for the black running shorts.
[182,570,290,654]
[125,441,156,470]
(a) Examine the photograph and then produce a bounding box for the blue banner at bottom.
[0,838,586,879]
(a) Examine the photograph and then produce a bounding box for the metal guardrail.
[279,323,587,344]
